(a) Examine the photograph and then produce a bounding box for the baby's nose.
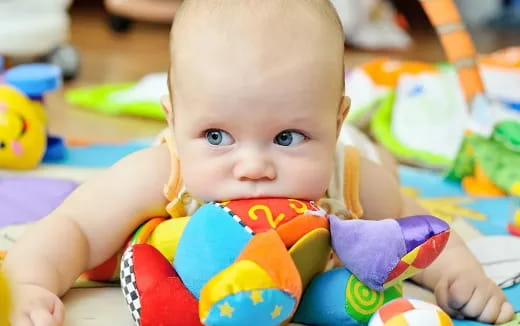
[233,156,276,181]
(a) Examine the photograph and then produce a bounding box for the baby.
[3,0,514,325]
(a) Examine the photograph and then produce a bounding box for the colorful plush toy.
[0,85,47,169]
[119,198,450,326]
[446,120,520,197]
[368,298,453,326]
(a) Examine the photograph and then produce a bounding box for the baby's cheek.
[181,160,221,200]
[286,158,332,197]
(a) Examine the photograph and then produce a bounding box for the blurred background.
[1,0,517,143]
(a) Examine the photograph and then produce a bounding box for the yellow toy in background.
[0,85,47,169]
[0,271,11,326]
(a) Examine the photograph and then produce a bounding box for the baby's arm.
[3,145,171,326]
[358,156,514,324]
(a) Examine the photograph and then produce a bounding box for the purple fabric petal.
[395,215,449,253]
[0,177,77,228]
[329,215,406,291]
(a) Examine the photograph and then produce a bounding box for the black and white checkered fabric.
[121,247,141,325]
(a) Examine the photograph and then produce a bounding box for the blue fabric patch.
[294,268,362,326]
[42,140,150,167]
[399,166,466,197]
[204,289,295,326]
[174,203,253,299]
[463,197,512,236]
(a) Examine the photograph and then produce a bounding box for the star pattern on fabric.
[417,197,486,223]
[219,302,234,318]
[250,290,264,305]
[271,305,283,319]
[401,187,486,223]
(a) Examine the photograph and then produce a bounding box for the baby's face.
[168,7,345,202]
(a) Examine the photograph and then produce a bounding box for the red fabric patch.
[379,298,415,322]
[224,198,319,233]
[133,244,177,295]
[385,260,410,283]
[140,276,202,326]
[508,224,520,236]
[412,231,450,269]
[132,244,202,326]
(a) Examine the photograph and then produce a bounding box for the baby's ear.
[336,96,350,136]
[161,94,174,126]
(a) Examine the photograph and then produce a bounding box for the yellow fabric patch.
[288,228,331,289]
[386,314,409,326]
[199,260,277,321]
[384,265,420,290]
[437,309,453,326]
[401,246,420,265]
[147,216,190,262]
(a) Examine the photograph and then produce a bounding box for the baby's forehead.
[168,0,344,100]
[169,0,343,60]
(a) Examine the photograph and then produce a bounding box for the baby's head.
[163,0,348,202]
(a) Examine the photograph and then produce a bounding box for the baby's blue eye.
[205,129,234,146]
[274,130,306,146]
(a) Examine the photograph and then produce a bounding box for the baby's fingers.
[10,314,34,326]
[30,308,60,326]
[451,281,490,319]
[434,278,461,318]
[51,298,65,324]
[477,294,503,324]
[496,302,515,324]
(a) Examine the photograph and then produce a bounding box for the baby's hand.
[434,268,514,324]
[10,283,64,326]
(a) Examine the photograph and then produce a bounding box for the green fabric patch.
[492,120,520,152]
[289,229,331,290]
[447,121,520,193]
[344,274,403,324]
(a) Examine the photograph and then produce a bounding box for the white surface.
[330,0,411,50]
[482,65,520,103]
[468,236,520,288]
[0,0,71,57]
[108,73,168,104]
[391,70,468,160]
